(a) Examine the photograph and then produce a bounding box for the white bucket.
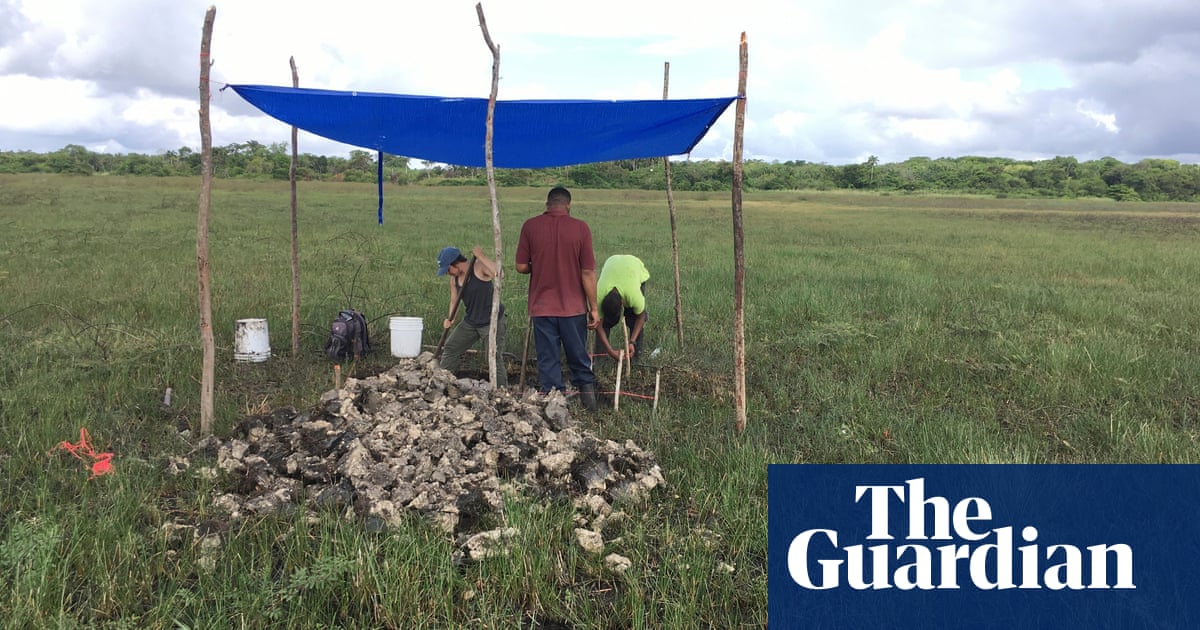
[389,316,424,358]
[234,318,271,362]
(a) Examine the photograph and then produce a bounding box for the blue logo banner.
[768,465,1200,629]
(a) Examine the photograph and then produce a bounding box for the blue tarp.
[228,84,737,168]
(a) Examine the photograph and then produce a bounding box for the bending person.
[435,245,507,387]
[596,254,649,361]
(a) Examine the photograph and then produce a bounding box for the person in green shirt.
[595,254,649,361]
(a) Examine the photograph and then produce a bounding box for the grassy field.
[2,174,1200,627]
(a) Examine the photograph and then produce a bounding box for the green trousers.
[438,313,508,387]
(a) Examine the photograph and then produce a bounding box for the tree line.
[3,143,1199,201]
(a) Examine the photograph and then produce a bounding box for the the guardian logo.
[787,478,1135,591]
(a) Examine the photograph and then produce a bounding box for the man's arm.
[627,282,647,353]
[582,268,600,329]
[628,311,648,352]
[596,326,620,360]
[514,227,532,274]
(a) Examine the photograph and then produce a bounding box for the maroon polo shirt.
[515,207,596,317]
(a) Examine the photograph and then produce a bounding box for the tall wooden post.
[477,2,502,389]
[289,56,302,358]
[732,33,748,433]
[196,6,216,437]
[663,62,685,347]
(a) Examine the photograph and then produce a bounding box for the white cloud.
[885,117,983,146]
[0,74,104,132]
[1075,101,1120,134]
[771,111,809,138]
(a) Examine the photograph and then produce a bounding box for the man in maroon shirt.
[515,186,600,410]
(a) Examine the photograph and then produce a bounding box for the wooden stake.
[518,314,532,391]
[476,3,503,389]
[614,350,625,411]
[732,33,749,433]
[653,370,661,417]
[663,61,685,347]
[289,56,302,358]
[334,364,342,390]
[196,6,216,437]
[621,319,631,374]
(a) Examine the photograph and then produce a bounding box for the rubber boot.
[579,383,599,412]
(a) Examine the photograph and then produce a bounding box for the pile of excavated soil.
[177,353,664,555]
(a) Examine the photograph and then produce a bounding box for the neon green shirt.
[597,255,650,314]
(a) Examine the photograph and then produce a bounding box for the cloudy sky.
[1,0,1198,165]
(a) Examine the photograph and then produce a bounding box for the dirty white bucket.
[234,318,271,362]
[389,316,423,358]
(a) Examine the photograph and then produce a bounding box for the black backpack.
[325,309,371,361]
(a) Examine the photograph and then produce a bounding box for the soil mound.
[192,352,665,537]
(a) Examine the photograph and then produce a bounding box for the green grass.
[2,175,1200,627]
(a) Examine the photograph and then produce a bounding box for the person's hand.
[608,349,622,361]
[587,309,601,330]
[443,318,453,330]
[626,343,637,358]
[472,245,485,259]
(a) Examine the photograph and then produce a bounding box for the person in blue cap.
[435,245,507,387]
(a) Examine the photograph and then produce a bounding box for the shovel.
[433,257,474,359]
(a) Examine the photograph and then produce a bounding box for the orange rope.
[569,390,656,401]
[602,390,656,400]
[49,428,114,479]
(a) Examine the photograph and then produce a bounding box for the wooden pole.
[732,33,749,433]
[663,62,685,348]
[196,6,216,437]
[614,350,625,411]
[476,2,502,389]
[653,370,661,417]
[518,314,532,391]
[621,319,631,375]
[289,56,302,358]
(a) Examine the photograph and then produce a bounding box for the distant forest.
[4,142,1200,202]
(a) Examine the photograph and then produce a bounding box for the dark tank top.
[460,270,504,327]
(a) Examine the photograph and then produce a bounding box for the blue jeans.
[532,314,595,392]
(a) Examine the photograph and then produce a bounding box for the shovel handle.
[433,257,475,359]
[518,313,533,390]
[433,294,464,359]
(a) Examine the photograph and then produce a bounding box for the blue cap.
[437,246,461,276]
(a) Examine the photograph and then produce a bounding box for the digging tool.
[614,349,625,411]
[518,313,532,390]
[653,370,661,417]
[621,320,632,373]
[433,257,474,359]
